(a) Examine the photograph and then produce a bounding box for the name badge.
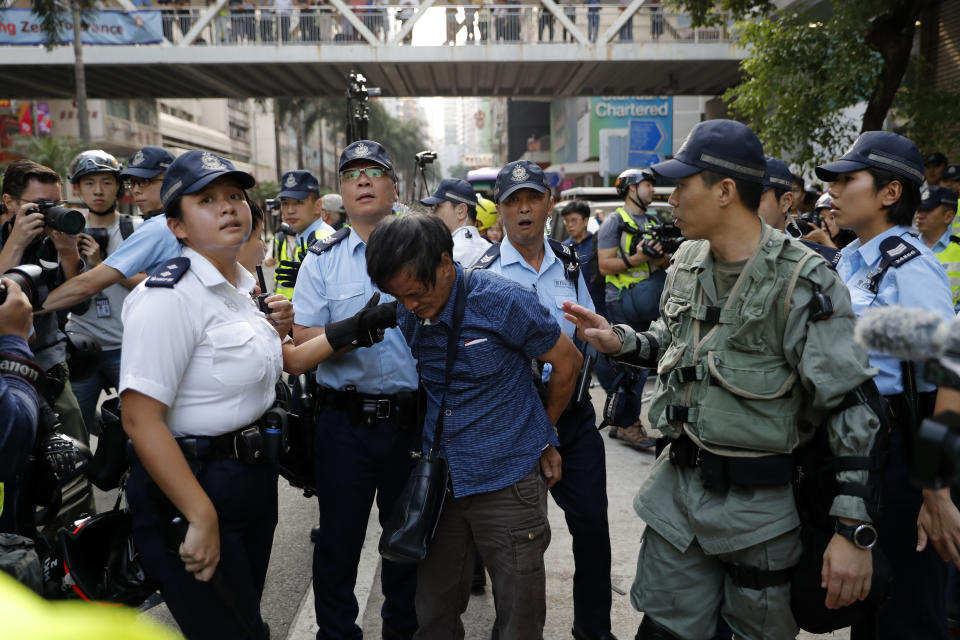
[95,295,111,318]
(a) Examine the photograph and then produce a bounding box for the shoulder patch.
[548,237,578,266]
[878,235,920,268]
[308,227,349,255]
[145,257,190,288]
[798,239,841,270]
[470,242,501,269]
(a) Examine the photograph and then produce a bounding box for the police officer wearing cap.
[914,186,960,310]
[272,170,334,300]
[758,157,794,232]
[120,150,293,640]
[564,119,884,640]
[472,159,615,640]
[41,146,182,314]
[817,131,958,640]
[122,146,175,219]
[292,140,418,640]
[924,151,949,187]
[420,178,490,267]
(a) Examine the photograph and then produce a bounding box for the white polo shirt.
[119,246,283,437]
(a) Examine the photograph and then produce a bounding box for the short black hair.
[367,213,453,290]
[867,167,921,227]
[2,159,62,200]
[249,197,264,230]
[561,200,591,218]
[699,170,763,212]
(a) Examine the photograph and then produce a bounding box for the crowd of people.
[1,121,960,640]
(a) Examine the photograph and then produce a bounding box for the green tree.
[8,135,91,182]
[667,0,956,169]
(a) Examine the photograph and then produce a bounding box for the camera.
[786,211,821,238]
[82,227,110,260]
[0,264,45,308]
[265,198,280,212]
[415,151,438,165]
[30,199,85,235]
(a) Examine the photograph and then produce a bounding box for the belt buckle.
[376,399,391,419]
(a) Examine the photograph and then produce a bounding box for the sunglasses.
[339,167,387,181]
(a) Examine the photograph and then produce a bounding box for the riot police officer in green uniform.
[563,119,883,640]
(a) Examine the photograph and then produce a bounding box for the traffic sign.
[627,152,663,168]
[629,120,666,152]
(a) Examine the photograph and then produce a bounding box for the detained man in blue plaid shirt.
[367,213,583,640]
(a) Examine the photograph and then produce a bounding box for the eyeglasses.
[339,167,387,181]
[126,177,161,191]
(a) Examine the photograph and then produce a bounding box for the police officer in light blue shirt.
[472,160,616,640]
[292,140,418,640]
[816,130,956,640]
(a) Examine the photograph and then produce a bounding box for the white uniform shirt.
[119,247,283,437]
[452,224,491,267]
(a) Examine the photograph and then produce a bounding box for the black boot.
[635,616,679,640]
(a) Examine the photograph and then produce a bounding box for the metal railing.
[152,4,730,47]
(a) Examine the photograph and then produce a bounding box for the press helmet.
[68,150,122,184]
[474,196,498,232]
[814,193,833,212]
[615,168,656,198]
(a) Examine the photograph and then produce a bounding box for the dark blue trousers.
[551,401,613,635]
[312,405,418,640]
[127,459,278,640]
[852,423,949,640]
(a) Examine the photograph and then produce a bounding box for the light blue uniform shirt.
[838,225,954,395]
[297,217,334,250]
[932,228,954,254]
[486,236,596,338]
[292,228,418,394]
[104,214,180,278]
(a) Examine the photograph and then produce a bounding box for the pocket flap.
[707,351,796,400]
[207,322,256,349]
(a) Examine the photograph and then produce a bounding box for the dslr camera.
[0,264,45,309]
[30,199,85,235]
[787,211,821,238]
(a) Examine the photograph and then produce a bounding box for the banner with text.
[0,9,163,45]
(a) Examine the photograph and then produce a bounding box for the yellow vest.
[936,235,960,309]
[273,227,334,300]
[605,207,655,291]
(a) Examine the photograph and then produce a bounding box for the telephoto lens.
[33,199,85,235]
[0,264,44,307]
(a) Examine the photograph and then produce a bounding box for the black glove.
[325,292,399,351]
[275,260,301,288]
[37,432,92,484]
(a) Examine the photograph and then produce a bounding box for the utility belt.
[316,386,420,429]
[667,432,794,492]
[176,406,288,466]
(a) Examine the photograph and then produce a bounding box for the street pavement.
[130,376,851,639]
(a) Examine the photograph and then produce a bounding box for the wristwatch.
[835,521,878,549]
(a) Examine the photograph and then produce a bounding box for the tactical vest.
[605,207,655,291]
[272,233,297,300]
[936,235,960,309]
[648,225,825,456]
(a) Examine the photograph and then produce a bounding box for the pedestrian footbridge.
[0,1,744,98]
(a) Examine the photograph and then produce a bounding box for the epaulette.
[548,238,581,289]
[798,239,841,270]
[308,227,349,256]
[470,242,501,269]
[145,257,190,288]
[864,235,921,294]
[950,235,960,246]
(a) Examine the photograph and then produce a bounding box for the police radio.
[255,266,273,318]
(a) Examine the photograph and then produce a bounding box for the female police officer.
[119,150,293,640]
[816,131,958,640]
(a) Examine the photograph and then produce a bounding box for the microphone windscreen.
[854,306,949,361]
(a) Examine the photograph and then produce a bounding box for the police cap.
[160,150,256,209]
[338,140,395,177]
[279,170,320,200]
[420,178,479,208]
[919,186,959,212]
[815,131,925,187]
[321,193,343,211]
[651,119,766,184]
[121,146,175,180]
[924,151,948,167]
[494,160,549,203]
[762,157,794,194]
[943,165,960,182]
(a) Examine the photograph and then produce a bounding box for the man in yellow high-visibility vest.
[915,185,960,311]
[272,170,334,299]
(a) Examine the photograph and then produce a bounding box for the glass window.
[106,99,131,121]
[134,100,158,127]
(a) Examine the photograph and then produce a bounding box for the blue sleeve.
[497,283,562,358]
[0,335,39,481]
[292,252,329,327]
[104,215,181,277]
[890,255,955,321]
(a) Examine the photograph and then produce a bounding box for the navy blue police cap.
[924,152,948,167]
[815,131,925,186]
[420,178,479,208]
[762,157,794,194]
[494,160,549,203]
[943,165,960,182]
[121,146,175,180]
[338,140,395,177]
[160,150,255,209]
[919,186,959,212]
[650,119,766,184]
[279,170,320,200]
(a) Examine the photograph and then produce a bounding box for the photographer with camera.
[0,161,91,516]
[39,146,181,316]
[66,150,144,435]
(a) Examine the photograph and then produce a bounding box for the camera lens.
[44,205,85,235]
[0,264,44,308]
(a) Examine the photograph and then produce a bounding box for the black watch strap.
[835,521,878,549]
